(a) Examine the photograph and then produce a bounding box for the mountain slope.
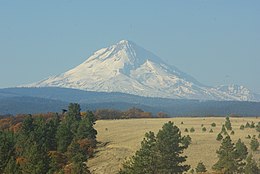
[25,40,259,101]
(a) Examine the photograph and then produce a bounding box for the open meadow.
[88,117,260,174]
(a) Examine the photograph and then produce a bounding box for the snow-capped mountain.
[25,40,259,101]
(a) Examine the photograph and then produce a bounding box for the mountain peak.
[24,40,259,102]
[118,39,131,45]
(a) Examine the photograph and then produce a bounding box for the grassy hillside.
[88,117,260,174]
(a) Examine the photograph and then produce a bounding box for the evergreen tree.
[20,140,50,174]
[212,136,239,173]
[221,125,228,135]
[235,139,248,160]
[244,154,259,174]
[250,135,259,151]
[245,122,250,128]
[182,135,192,148]
[225,116,232,130]
[0,131,16,173]
[190,127,195,133]
[235,139,248,172]
[65,103,81,134]
[195,162,207,173]
[156,121,190,173]
[3,156,21,174]
[256,122,260,132]
[119,131,157,174]
[76,115,97,141]
[45,114,59,151]
[216,133,223,141]
[56,122,73,153]
[119,122,190,174]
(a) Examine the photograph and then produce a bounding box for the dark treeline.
[94,107,169,120]
[0,103,97,174]
[0,107,169,130]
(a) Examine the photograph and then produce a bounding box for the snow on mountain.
[216,84,258,101]
[25,40,259,101]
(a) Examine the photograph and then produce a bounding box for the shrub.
[245,122,250,128]
[196,161,207,173]
[256,122,260,132]
[184,128,188,132]
[190,127,195,133]
[209,129,213,133]
[211,123,216,127]
[202,127,207,132]
[246,135,251,139]
[231,130,235,135]
[250,122,255,128]
[240,125,245,130]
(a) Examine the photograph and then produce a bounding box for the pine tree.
[235,139,248,160]
[221,125,228,135]
[235,138,248,172]
[156,121,190,173]
[119,131,157,174]
[245,122,250,128]
[256,122,260,132]
[56,122,73,153]
[20,140,50,174]
[76,115,97,141]
[250,135,259,151]
[3,156,21,174]
[244,154,259,174]
[212,136,239,173]
[216,133,223,141]
[182,135,192,148]
[225,116,232,130]
[0,131,16,173]
[195,162,207,173]
[119,122,190,174]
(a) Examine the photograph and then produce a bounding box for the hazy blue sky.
[0,1,260,93]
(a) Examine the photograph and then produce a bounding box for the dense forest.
[0,103,97,174]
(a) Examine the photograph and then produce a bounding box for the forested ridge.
[0,103,97,174]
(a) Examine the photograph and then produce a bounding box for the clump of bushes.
[190,127,195,133]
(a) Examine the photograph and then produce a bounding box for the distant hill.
[0,87,260,116]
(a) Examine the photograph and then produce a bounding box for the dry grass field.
[88,117,260,174]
